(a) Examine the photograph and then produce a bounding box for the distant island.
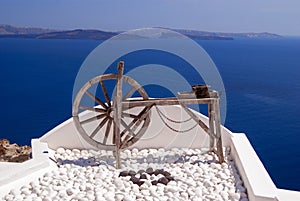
[0,24,282,41]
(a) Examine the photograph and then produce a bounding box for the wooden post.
[114,61,124,169]
[208,101,215,151]
[214,97,224,163]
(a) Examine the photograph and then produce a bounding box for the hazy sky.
[1,0,300,36]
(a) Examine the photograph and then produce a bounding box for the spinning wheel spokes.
[85,90,108,109]
[100,80,111,107]
[80,113,106,125]
[73,73,150,150]
[103,118,112,144]
[120,105,152,148]
[89,116,109,138]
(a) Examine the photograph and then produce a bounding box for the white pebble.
[229,191,241,200]
[56,147,65,154]
[165,186,179,193]
[124,194,135,201]
[144,196,154,201]
[87,194,95,200]
[65,149,72,155]
[194,187,202,197]
[104,192,114,201]
[115,194,124,201]
[180,192,188,200]
[168,180,177,186]
[141,189,151,196]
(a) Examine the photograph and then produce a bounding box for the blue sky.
[0,0,299,36]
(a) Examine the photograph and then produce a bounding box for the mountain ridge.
[0,24,282,40]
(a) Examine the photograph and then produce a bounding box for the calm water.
[0,37,299,191]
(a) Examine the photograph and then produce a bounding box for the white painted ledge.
[40,105,234,150]
[230,133,277,201]
[0,139,55,195]
[276,189,300,201]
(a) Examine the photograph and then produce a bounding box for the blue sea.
[0,37,300,191]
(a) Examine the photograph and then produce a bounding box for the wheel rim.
[72,74,151,150]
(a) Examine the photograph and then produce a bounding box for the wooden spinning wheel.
[73,61,224,168]
[72,62,151,151]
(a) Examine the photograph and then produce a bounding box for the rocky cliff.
[0,139,31,162]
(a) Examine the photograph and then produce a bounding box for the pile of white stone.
[2,147,248,201]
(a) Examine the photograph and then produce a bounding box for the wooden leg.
[114,149,121,169]
[215,98,224,163]
[208,101,215,151]
[114,61,124,169]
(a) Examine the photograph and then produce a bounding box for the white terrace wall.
[40,105,232,150]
